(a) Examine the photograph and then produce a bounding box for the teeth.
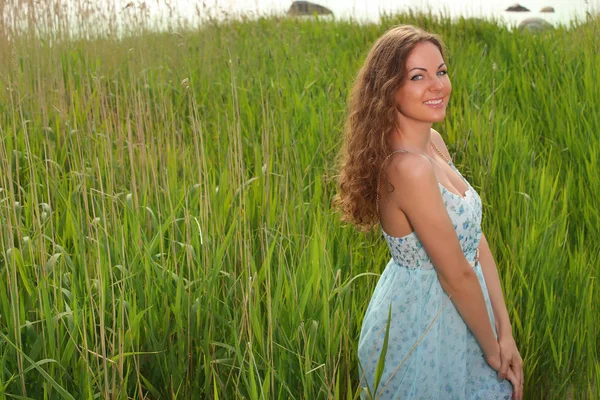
[424,99,443,105]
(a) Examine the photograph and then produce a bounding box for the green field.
[0,5,598,399]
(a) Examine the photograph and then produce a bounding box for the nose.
[430,76,445,91]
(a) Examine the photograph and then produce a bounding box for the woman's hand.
[505,365,523,400]
[486,339,523,400]
[498,335,524,400]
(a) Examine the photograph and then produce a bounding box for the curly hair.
[333,25,447,232]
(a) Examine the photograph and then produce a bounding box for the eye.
[438,70,448,76]
[410,74,423,81]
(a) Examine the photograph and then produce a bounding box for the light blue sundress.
[358,158,513,399]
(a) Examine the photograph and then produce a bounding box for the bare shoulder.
[386,151,432,181]
[383,152,439,206]
[431,128,453,163]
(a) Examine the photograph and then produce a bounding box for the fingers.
[515,356,524,400]
[498,353,510,380]
[515,355,524,387]
[492,341,525,399]
[521,368,525,394]
[505,368,522,400]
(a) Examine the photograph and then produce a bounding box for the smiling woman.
[333,25,524,399]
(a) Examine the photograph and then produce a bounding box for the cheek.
[395,86,419,105]
[393,89,407,110]
[395,87,407,101]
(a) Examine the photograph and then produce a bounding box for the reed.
[0,1,598,398]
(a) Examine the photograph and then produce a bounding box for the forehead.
[405,41,444,68]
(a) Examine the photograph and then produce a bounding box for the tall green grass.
[0,3,598,399]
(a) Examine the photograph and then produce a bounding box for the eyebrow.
[409,63,446,72]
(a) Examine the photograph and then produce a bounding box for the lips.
[424,97,445,108]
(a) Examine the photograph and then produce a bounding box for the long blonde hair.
[333,25,446,231]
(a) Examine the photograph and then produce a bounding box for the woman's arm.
[478,233,513,339]
[479,232,523,398]
[430,128,513,339]
[429,129,521,388]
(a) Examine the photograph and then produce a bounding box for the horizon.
[2,0,599,39]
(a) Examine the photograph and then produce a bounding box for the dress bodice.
[382,163,483,270]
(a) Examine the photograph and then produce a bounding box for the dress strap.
[376,149,409,218]
[430,140,453,165]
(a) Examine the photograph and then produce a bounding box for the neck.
[390,116,433,154]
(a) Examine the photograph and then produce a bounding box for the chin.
[426,111,447,123]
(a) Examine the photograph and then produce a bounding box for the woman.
[333,25,524,399]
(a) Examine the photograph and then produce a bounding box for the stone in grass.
[540,7,555,13]
[506,3,530,12]
[287,1,333,16]
[518,17,554,32]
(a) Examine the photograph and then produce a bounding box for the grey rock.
[540,6,555,13]
[518,17,554,32]
[287,1,333,16]
[506,3,530,12]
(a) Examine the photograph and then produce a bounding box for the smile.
[424,98,444,108]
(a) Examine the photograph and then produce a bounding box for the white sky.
[18,0,600,37]
[185,0,599,24]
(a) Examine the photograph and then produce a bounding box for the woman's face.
[394,41,451,124]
